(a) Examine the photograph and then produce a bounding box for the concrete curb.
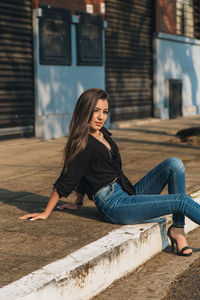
[1,190,200,300]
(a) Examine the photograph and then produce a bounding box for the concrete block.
[1,190,200,300]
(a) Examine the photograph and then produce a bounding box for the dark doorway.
[169,79,182,119]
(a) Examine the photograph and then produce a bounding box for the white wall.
[33,10,106,139]
[154,33,200,119]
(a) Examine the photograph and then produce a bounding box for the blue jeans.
[93,157,200,226]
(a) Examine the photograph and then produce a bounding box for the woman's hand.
[20,189,60,221]
[19,212,48,221]
[56,192,85,211]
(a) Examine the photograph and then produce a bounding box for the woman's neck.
[89,129,102,138]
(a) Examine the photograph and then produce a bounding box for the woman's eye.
[104,111,108,114]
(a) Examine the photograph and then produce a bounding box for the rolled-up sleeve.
[53,146,91,198]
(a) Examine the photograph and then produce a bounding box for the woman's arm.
[20,188,60,221]
[20,145,90,220]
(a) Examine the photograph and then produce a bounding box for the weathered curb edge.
[1,190,200,300]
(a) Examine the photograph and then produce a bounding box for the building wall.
[154,0,200,119]
[37,0,105,15]
[155,0,176,35]
[105,0,154,121]
[32,1,106,139]
[154,33,200,119]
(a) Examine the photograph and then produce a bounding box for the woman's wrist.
[43,210,50,217]
[75,192,84,206]
[74,200,83,206]
[44,189,60,217]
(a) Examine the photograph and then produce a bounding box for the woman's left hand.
[19,212,49,221]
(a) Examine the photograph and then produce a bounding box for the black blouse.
[54,127,135,200]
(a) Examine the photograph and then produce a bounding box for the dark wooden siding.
[0,0,34,136]
[105,0,153,121]
[194,0,200,39]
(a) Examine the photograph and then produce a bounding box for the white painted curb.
[1,190,200,300]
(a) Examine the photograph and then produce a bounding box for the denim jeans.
[93,157,200,226]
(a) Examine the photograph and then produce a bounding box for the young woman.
[21,88,200,256]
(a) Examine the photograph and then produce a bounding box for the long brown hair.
[63,88,108,172]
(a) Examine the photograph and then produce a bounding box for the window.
[176,0,194,38]
[39,7,71,65]
[76,14,103,66]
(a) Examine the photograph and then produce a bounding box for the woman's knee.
[165,157,185,173]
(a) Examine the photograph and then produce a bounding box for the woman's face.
[89,99,109,132]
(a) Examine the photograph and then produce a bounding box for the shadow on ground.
[0,188,119,287]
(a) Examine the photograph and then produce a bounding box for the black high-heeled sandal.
[167,225,192,256]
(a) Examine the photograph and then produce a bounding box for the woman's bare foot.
[56,203,80,211]
[169,226,192,255]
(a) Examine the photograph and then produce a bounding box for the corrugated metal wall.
[0,0,34,137]
[105,0,153,121]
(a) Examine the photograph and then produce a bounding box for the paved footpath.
[0,116,200,299]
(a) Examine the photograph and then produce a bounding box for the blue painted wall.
[154,33,200,119]
[34,15,106,139]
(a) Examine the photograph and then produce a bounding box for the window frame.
[39,6,72,66]
[76,13,103,66]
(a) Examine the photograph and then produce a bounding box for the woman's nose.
[98,111,103,119]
